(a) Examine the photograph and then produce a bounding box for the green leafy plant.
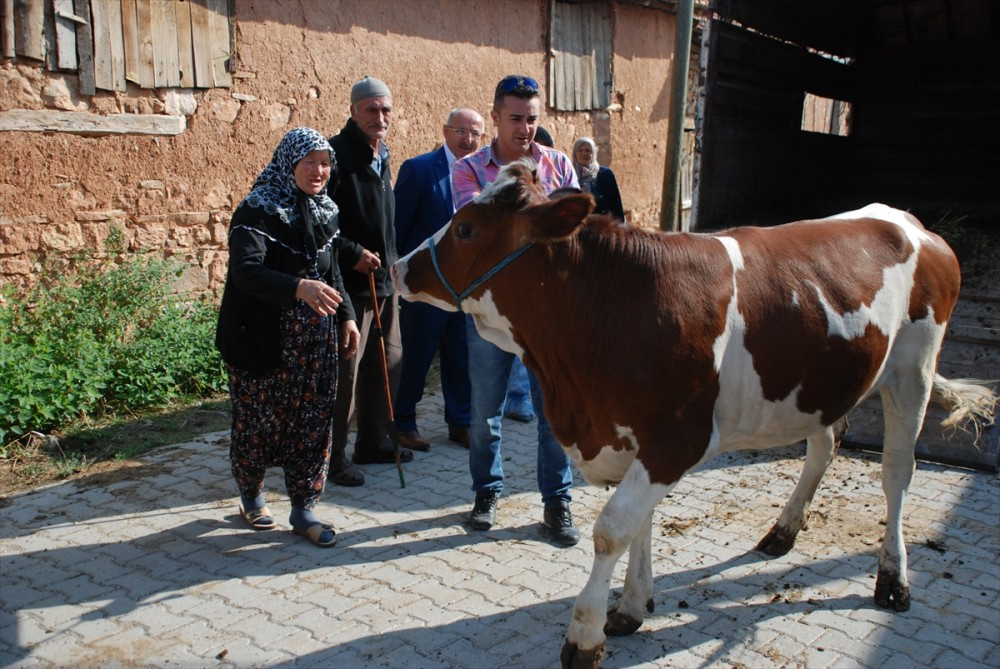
[0,229,226,447]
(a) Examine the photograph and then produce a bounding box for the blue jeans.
[466,318,573,503]
[505,358,534,417]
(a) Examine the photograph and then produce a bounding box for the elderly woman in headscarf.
[215,127,378,547]
[572,136,626,223]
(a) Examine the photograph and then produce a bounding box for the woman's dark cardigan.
[215,201,359,373]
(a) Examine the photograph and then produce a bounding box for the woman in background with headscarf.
[216,127,377,547]
[572,136,625,223]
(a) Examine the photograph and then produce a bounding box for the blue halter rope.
[429,236,535,310]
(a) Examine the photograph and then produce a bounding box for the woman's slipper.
[293,523,337,547]
[239,504,277,531]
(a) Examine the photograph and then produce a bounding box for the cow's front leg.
[606,510,655,636]
[562,463,670,669]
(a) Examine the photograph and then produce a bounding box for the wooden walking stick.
[369,270,406,488]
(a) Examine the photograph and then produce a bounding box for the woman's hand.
[353,249,381,274]
[340,320,361,359]
[296,279,344,316]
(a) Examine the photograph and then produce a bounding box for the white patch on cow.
[392,224,458,312]
[464,289,523,355]
[566,425,639,485]
[813,246,918,340]
[707,234,829,453]
[712,236,746,372]
[829,202,932,249]
[476,169,522,204]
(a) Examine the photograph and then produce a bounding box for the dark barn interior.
[692,0,1000,231]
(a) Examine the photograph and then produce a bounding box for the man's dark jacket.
[328,118,396,301]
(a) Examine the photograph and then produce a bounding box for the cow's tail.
[931,374,998,442]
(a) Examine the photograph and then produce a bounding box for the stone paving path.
[2,389,998,668]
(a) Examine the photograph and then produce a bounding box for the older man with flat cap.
[327,76,412,487]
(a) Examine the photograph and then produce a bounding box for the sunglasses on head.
[496,75,539,95]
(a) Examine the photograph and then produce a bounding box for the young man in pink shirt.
[452,75,581,546]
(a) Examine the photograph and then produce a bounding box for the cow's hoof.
[756,523,797,556]
[560,640,605,669]
[874,568,911,612]
[604,608,643,637]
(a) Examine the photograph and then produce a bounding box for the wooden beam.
[0,109,186,135]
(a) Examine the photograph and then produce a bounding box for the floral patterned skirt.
[228,302,338,509]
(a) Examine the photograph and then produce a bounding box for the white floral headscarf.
[242,127,338,227]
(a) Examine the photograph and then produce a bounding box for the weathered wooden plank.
[189,0,213,88]
[72,0,94,94]
[2,0,14,58]
[206,0,231,87]
[150,0,179,87]
[121,0,139,83]
[14,0,45,61]
[133,0,154,88]
[175,0,194,87]
[53,0,78,70]
[90,0,125,92]
[0,109,186,135]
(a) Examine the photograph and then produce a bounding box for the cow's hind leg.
[757,426,838,555]
[605,509,655,636]
[562,464,670,669]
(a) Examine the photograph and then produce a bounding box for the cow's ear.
[526,193,594,241]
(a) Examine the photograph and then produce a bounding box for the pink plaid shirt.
[452,141,580,209]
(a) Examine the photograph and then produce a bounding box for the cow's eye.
[456,222,472,239]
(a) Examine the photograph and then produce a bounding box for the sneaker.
[470,490,499,530]
[543,500,581,546]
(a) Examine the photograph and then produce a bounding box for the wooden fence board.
[175,0,194,87]
[133,0,155,88]
[121,0,138,83]
[15,0,45,61]
[53,0,79,70]
[189,0,213,87]
[150,0,178,87]
[2,0,14,58]
[206,0,230,87]
[72,0,94,94]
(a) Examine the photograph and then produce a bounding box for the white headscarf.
[241,127,338,228]
[572,137,600,187]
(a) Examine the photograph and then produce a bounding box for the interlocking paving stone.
[2,388,998,668]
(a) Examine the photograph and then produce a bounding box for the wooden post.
[659,0,694,232]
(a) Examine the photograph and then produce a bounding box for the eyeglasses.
[496,75,539,95]
[446,126,484,140]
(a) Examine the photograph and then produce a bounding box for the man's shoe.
[396,429,430,451]
[448,424,470,448]
[543,500,581,546]
[469,491,499,530]
[352,448,414,465]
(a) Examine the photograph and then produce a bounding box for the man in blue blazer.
[393,108,486,449]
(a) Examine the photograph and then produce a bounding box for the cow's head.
[391,161,594,349]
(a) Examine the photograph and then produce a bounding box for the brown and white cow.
[390,162,997,669]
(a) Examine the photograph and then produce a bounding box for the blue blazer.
[394,146,453,256]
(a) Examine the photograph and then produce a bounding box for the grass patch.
[0,394,231,496]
